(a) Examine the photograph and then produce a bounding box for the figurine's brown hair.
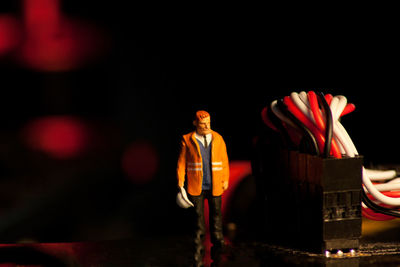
[195,110,210,121]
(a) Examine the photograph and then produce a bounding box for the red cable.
[341,103,356,117]
[362,206,396,221]
[309,92,336,134]
[261,107,279,132]
[283,96,324,153]
[368,191,400,199]
[261,105,303,146]
[308,91,325,131]
[308,91,342,158]
[324,94,333,105]
[284,95,342,158]
[364,192,400,220]
[283,96,342,158]
[362,208,391,221]
[382,191,400,198]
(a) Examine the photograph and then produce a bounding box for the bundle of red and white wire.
[262,91,400,221]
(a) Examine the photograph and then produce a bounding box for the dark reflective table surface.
[2,218,400,266]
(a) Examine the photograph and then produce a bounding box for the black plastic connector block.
[254,145,363,253]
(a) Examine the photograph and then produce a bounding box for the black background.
[0,1,399,242]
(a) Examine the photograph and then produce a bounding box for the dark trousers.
[190,190,224,265]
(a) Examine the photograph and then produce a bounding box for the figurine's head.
[193,110,211,135]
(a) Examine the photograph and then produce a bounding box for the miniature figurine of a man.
[177,110,230,266]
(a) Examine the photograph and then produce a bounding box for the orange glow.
[22,116,90,159]
[121,141,159,184]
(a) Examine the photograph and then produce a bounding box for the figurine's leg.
[208,194,225,263]
[190,193,206,266]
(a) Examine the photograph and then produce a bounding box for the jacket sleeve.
[176,138,187,188]
[221,137,230,189]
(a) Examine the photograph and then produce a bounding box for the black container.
[253,131,363,253]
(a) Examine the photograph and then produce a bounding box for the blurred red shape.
[18,0,106,71]
[0,15,22,56]
[24,0,61,36]
[23,116,90,159]
[7,0,107,71]
[121,141,159,184]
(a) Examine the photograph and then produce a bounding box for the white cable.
[328,100,347,155]
[290,92,315,124]
[292,92,352,156]
[330,96,346,121]
[333,125,351,155]
[272,92,400,206]
[388,177,400,184]
[335,121,359,155]
[329,96,339,120]
[327,95,355,156]
[371,182,400,192]
[291,92,341,156]
[327,94,400,205]
[334,95,347,121]
[270,100,297,129]
[362,167,400,206]
[364,169,397,181]
[290,92,352,156]
[298,91,310,108]
[330,95,359,155]
[334,135,346,155]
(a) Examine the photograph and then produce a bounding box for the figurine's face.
[194,116,211,135]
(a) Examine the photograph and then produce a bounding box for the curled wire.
[261,90,400,220]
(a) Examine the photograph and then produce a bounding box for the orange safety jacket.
[177,130,229,196]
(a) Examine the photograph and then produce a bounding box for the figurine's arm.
[221,139,230,191]
[176,138,187,188]
[176,138,194,208]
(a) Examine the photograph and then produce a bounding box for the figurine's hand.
[176,187,194,208]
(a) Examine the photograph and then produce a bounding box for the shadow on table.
[0,246,69,266]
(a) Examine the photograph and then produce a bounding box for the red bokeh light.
[121,141,159,184]
[0,0,107,71]
[22,116,90,159]
[24,0,61,36]
[0,15,22,56]
[18,0,106,72]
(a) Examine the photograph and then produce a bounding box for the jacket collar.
[191,130,215,141]
[191,130,215,155]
